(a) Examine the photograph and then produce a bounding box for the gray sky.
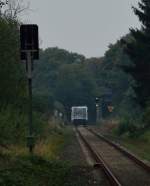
[24,0,140,58]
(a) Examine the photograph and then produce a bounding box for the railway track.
[77,126,150,186]
[87,127,150,172]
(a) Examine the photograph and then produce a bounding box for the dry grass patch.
[34,134,65,159]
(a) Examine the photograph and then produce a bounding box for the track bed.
[78,126,150,186]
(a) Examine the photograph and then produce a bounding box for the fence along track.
[76,127,122,186]
[79,127,150,186]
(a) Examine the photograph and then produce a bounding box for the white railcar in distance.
[71,106,88,125]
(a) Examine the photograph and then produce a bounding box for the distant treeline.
[33,43,133,122]
[33,0,150,136]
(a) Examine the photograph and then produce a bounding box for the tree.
[33,47,85,94]
[0,17,26,106]
[121,0,150,107]
[0,6,28,145]
[0,0,29,19]
[0,0,8,8]
[0,0,8,16]
[55,63,97,121]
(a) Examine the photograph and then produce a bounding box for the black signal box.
[20,24,39,60]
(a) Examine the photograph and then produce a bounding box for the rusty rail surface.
[76,127,122,186]
[87,128,150,173]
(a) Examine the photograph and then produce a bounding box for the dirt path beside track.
[59,126,110,186]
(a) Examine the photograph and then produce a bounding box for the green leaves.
[33,48,97,121]
[0,17,26,106]
[121,0,150,107]
[0,17,29,145]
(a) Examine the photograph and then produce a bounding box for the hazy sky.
[23,0,140,58]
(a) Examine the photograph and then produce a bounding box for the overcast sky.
[23,0,140,58]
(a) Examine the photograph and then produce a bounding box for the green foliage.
[117,117,131,136]
[33,48,97,121]
[121,130,150,161]
[0,125,95,186]
[121,0,150,107]
[142,102,150,128]
[0,105,48,145]
[0,17,26,106]
[32,112,46,137]
[87,41,136,119]
[0,155,68,186]
[0,16,49,146]
[101,42,133,106]
[0,105,27,145]
[33,48,85,94]
[117,115,143,138]
[0,154,93,186]
[33,42,136,122]
[55,63,97,118]
[0,16,29,146]
[32,93,54,114]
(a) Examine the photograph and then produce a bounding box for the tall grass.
[0,105,27,145]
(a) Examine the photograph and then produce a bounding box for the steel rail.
[76,127,122,186]
[87,128,150,173]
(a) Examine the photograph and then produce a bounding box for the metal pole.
[28,78,33,153]
[96,97,103,124]
[95,97,99,123]
[96,104,99,123]
[99,98,102,122]
[27,51,34,154]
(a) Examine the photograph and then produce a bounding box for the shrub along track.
[77,126,150,186]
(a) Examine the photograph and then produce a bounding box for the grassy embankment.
[0,118,89,186]
[109,120,150,162]
[120,131,150,162]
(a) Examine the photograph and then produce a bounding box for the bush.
[143,105,150,129]
[32,93,54,114]
[0,105,48,146]
[0,105,27,145]
[117,116,130,136]
[117,115,143,138]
